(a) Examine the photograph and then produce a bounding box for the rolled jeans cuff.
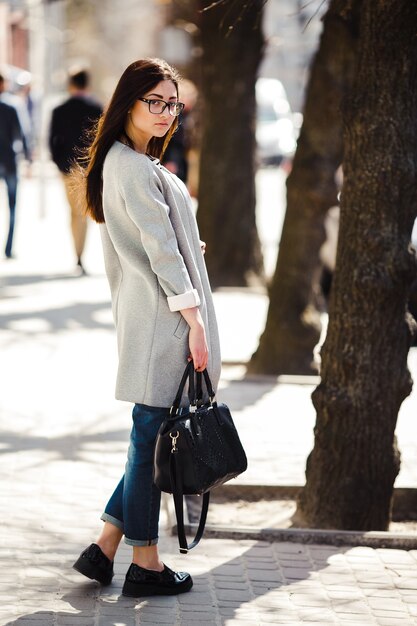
[101,512,124,532]
[124,536,159,547]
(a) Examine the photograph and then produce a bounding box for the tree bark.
[297,0,417,530]
[248,0,360,375]
[197,0,264,287]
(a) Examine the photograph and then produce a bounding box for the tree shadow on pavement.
[1,272,90,290]
[0,427,130,464]
[0,300,113,333]
[219,377,278,412]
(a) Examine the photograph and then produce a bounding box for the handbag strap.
[170,447,210,553]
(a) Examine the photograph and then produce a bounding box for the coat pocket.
[173,314,188,339]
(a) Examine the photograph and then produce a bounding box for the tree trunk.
[248,0,360,375]
[197,0,264,287]
[297,0,417,530]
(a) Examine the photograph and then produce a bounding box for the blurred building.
[1,0,168,100]
[0,0,30,77]
[1,0,169,160]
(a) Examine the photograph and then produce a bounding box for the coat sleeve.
[117,149,200,312]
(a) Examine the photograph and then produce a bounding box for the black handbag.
[153,361,247,553]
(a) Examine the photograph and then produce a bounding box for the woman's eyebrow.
[146,93,177,100]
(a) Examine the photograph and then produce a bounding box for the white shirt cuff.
[167,289,200,312]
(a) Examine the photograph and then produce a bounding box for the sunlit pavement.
[1,169,417,625]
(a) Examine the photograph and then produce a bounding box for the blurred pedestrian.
[0,74,25,259]
[0,73,32,164]
[319,167,343,302]
[161,113,188,182]
[71,58,220,597]
[49,69,102,274]
[319,205,339,300]
[162,79,198,185]
[16,76,39,164]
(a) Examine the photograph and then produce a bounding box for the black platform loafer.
[72,543,114,586]
[122,563,193,597]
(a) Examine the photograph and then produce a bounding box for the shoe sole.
[72,557,113,586]
[122,577,193,597]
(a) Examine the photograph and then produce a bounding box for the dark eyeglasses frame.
[138,98,185,117]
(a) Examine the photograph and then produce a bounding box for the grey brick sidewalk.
[1,172,417,625]
[2,532,417,624]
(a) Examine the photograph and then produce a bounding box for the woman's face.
[127,79,178,147]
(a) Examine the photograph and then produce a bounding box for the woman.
[72,58,221,597]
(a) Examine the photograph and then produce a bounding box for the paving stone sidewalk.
[1,173,417,625]
[2,531,417,625]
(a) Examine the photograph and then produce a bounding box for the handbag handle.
[190,367,216,407]
[170,361,194,415]
[196,369,216,403]
[171,361,216,415]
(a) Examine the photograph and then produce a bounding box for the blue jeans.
[101,403,169,546]
[0,166,18,258]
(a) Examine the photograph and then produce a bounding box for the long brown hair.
[84,58,181,223]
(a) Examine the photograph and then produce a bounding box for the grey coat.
[100,141,221,407]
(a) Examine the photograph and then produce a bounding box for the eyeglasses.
[138,98,185,117]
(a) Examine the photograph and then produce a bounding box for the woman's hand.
[188,323,208,371]
[180,306,208,371]
[200,240,206,255]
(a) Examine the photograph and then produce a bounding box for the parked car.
[255,77,297,167]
